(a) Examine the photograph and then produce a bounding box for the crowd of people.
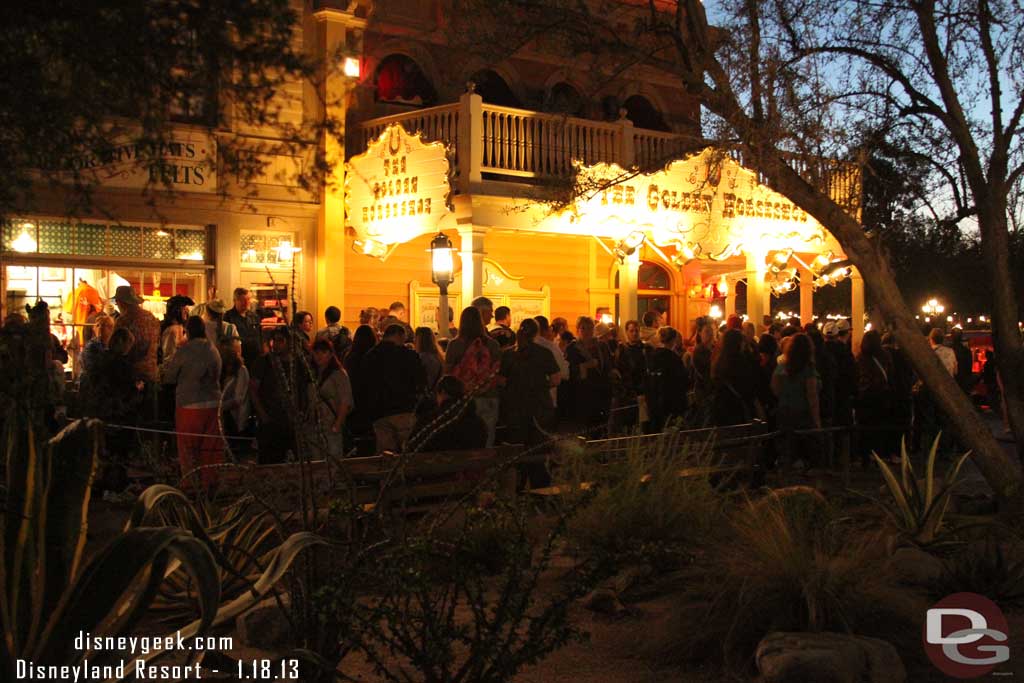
[0,283,991,490]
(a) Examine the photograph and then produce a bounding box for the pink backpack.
[452,337,498,393]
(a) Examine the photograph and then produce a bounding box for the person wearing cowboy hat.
[112,285,161,386]
[203,299,239,345]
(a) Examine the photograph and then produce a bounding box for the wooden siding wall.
[341,230,594,328]
[483,232,590,321]
[342,232,435,328]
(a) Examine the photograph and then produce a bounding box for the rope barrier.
[103,422,257,442]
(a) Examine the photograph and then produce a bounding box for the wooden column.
[619,251,640,326]
[458,224,486,306]
[851,267,865,353]
[725,277,736,318]
[457,86,483,194]
[313,8,365,323]
[800,266,814,326]
[745,249,767,331]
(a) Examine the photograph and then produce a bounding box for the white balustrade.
[357,100,859,212]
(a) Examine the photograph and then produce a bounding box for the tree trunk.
[727,130,1023,504]
[976,201,1024,460]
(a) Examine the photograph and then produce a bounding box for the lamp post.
[922,298,945,318]
[430,232,455,339]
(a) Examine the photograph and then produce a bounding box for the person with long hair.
[343,324,378,450]
[219,338,251,457]
[711,328,757,426]
[159,295,194,365]
[856,329,896,465]
[414,326,445,391]
[292,310,315,351]
[499,317,560,453]
[310,338,353,457]
[444,306,501,446]
[163,316,223,490]
[771,333,821,471]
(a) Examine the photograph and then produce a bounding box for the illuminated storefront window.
[240,231,300,268]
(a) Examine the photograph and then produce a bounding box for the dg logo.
[925,592,1010,678]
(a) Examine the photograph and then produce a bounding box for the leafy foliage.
[865,435,970,548]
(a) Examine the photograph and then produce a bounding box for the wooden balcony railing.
[356,92,861,213]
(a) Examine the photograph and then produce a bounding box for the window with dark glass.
[638,261,670,290]
[470,70,520,108]
[375,54,437,106]
[623,95,669,132]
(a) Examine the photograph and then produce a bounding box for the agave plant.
[125,486,297,623]
[1,418,220,677]
[867,434,971,549]
[1,417,327,680]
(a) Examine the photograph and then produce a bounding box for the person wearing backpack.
[444,306,502,446]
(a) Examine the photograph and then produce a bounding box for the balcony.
[355,91,860,212]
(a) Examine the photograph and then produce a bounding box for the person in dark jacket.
[343,324,378,450]
[407,375,486,453]
[824,321,857,452]
[612,319,647,432]
[362,323,427,452]
[565,316,613,434]
[711,329,757,426]
[644,326,689,432]
[856,329,895,465]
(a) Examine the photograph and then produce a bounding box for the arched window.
[638,260,671,290]
[471,70,520,107]
[546,82,584,116]
[375,54,437,106]
[623,95,669,132]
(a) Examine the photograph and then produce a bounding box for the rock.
[235,595,292,650]
[756,631,905,683]
[581,588,627,616]
[889,546,944,587]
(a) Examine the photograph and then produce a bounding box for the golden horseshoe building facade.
[1,1,864,363]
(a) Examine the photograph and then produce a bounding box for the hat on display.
[113,285,143,305]
[822,321,838,338]
[835,319,852,334]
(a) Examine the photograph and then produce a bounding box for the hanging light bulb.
[811,251,834,275]
[769,248,794,274]
[718,275,728,297]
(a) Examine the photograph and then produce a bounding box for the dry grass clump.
[646,488,924,674]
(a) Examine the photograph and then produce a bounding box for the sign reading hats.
[345,123,454,254]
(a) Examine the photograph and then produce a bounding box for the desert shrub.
[651,489,923,674]
[554,433,728,573]
[313,501,589,683]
